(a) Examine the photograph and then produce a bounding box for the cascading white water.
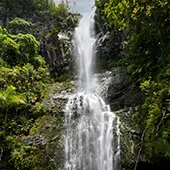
[64,13,121,170]
[73,13,96,92]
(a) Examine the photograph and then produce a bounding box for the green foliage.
[0,64,49,103]
[0,23,51,169]
[0,85,25,110]
[50,2,68,17]
[0,27,44,67]
[8,17,33,34]
[16,33,40,65]
[0,0,78,169]
[140,69,170,159]
[0,28,19,65]
[104,0,131,31]
[28,115,64,169]
[10,143,40,170]
[95,0,170,166]
[0,85,26,137]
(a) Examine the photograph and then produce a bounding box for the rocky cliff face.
[96,31,125,67]
[40,31,74,76]
[97,67,143,111]
[95,13,126,70]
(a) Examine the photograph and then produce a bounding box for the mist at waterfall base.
[63,14,121,170]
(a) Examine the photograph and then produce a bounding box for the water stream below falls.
[64,13,121,170]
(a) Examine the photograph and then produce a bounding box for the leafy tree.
[10,143,40,170]
[0,85,25,134]
[0,26,45,67]
[0,64,49,103]
[8,17,33,34]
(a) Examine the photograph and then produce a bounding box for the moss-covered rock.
[28,114,64,169]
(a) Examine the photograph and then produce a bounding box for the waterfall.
[64,13,121,170]
[73,13,96,92]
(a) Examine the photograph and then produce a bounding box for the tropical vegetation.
[0,0,78,169]
[95,0,170,169]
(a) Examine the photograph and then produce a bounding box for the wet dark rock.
[96,67,143,111]
[45,82,75,116]
[25,114,64,169]
[40,31,74,76]
[23,133,46,146]
[96,31,126,69]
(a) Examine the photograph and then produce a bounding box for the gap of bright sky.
[54,0,95,14]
